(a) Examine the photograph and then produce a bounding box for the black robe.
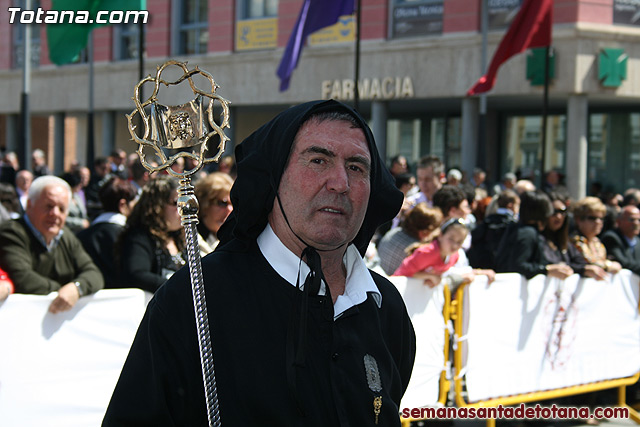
[104,99,414,426]
[103,240,415,426]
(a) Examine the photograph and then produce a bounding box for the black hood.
[217,99,403,257]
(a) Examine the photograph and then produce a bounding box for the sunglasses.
[553,208,567,216]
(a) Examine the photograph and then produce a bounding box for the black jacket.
[118,227,184,293]
[467,212,516,269]
[495,223,548,279]
[103,242,415,426]
[601,228,640,275]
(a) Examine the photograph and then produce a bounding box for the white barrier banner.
[389,276,446,409]
[463,270,640,403]
[0,289,152,427]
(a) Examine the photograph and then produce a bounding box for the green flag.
[46,0,146,65]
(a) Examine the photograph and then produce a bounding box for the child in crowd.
[393,217,469,287]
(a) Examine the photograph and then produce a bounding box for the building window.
[487,0,522,30]
[240,0,278,19]
[504,115,566,183]
[115,22,144,60]
[389,0,443,39]
[588,113,640,193]
[386,117,460,169]
[178,0,208,55]
[12,0,41,69]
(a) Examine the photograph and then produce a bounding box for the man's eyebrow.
[302,145,371,171]
[302,146,334,157]
[347,155,371,172]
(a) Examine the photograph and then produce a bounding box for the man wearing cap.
[104,100,416,426]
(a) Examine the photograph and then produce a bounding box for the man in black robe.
[103,100,416,426]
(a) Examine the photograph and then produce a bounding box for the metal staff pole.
[126,60,231,427]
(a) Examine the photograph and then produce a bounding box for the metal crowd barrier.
[397,270,640,427]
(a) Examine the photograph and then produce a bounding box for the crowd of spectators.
[0,148,236,302]
[367,155,640,295]
[2,146,640,300]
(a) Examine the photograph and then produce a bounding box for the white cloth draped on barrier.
[462,270,640,403]
[0,289,152,427]
[389,275,446,410]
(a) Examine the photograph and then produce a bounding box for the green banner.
[46,0,146,65]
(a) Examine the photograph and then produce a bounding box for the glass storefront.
[503,115,566,184]
[589,113,640,193]
[385,111,640,195]
[386,117,461,171]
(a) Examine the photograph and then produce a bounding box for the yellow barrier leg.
[619,385,640,424]
[486,418,496,427]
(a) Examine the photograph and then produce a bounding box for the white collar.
[92,212,127,226]
[257,224,382,319]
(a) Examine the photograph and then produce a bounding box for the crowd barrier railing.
[387,275,452,426]
[4,272,639,427]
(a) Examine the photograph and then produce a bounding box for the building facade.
[1,0,640,198]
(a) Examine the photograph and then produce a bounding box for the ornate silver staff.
[126,60,230,427]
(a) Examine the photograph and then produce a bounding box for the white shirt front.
[257,224,382,319]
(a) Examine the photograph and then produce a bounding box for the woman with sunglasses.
[571,197,622,275]
[194,172,234,256]
[496,191,574,279]
[543,192,607,280]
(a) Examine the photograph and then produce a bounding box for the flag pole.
[539,45,550,189]
[20,0,32,172]
[86,31,95,168]
[478,0,488,174]
[138,18,145,132]
[353,0,361,111]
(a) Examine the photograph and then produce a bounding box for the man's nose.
[326,165,350,193]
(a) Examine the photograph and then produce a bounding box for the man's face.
[26,184,70,244]
[79,167,90,187]
[16,171,33,191]
[450,199,471,219]
[95,163,109,178]
[390,157,407,175]
[270,119,371,253]
[618,206,640,239]
[417,166,442,200]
